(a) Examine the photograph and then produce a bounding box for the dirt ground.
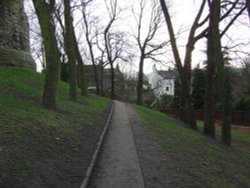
[231,125,250,135]
[127,106,176,188]
[0,102,112,188]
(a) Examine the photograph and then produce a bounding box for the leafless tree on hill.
[133,0,168,105]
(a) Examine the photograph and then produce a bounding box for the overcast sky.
[25,0,250,74]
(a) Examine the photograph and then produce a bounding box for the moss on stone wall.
[0,47,35,70]
[0,0,36,70]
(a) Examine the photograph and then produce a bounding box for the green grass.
[0,68,110,187]
[135,105,250,188]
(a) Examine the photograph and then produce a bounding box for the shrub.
[234,96,250,111]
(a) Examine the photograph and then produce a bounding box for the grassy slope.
[135,105,250,188]
[0,68,109,187]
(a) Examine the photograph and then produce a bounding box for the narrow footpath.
[87,101,145,188]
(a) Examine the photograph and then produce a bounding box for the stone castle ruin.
[0,0,36,70]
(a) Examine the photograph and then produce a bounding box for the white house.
[148,65,176,99]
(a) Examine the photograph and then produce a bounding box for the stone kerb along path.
[87,101,145,188]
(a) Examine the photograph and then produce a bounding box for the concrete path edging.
[80,101,114,188]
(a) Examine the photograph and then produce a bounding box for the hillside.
[133,105,250,187]
[0,68,110,188]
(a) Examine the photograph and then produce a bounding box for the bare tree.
[159,0,209,129]
[133,0,167,105]
[103,0,120,99]
[95,34,109,96]
[72,30,88,96]
[159,0,247,132]
[32,0,61,110]
[81,0,100,95]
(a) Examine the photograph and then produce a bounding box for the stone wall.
[0,0,36,70]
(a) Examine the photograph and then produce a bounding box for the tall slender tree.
[64,0,78,101]
[134,0,167,105]
[204,0,246,143]
[72,29,88,96]
[159,0,209,129]
[213,1,232,146]
[103,0,119,99]
[204,0,220,138]
[32,0,61,110]
[81,3,100,95]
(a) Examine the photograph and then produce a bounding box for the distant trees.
[81,1,100,95]
[103,0,120,99]
[241,57,250,94]
[192,67,205,109]
[79,0,131,99]
[72,30,88,97]
[133,0,167,105]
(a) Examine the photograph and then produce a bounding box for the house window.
[166,86,169,91]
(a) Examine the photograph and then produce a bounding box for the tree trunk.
[82,9,100,95]
[110,63,115,99]
[64,0,77,101]
[246,0,250,20]
[159,0,197,129]
[92,64,100,95]
[214,0,231,146]
[72,29,88,96]
[204,0,231,145]
[221,73,231,146]
[32,0,61,110]
[137,57,144,105]
[100,65,104,96]
[204,0,219,138]
[204,36,216,137]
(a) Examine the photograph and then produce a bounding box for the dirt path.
[127,106,173,188]
[88,101,145,188]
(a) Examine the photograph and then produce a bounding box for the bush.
[234,96,250,111]
[159,94,176,110]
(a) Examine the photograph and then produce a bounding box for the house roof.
[157,69,176,79]
[103,68,122,76]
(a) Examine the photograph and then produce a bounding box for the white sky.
[25,0,250,74]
